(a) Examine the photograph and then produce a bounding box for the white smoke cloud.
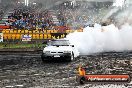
[113,0,125,7]
[65,0,132,55]
[66,23,132,55]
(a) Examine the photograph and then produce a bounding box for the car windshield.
[48,40,70,46]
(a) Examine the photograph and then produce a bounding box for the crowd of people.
[7,6,55,30]
[0,4,9,21]
[0,1,112,30]
[0,9,4,20]
[0,1,93,30]
[55,1,113,29]
[4,1,88,30]
[55,1,94,30]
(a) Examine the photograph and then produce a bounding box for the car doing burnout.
[41,39,79,61]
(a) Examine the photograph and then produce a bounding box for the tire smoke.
[66,23,132,55]
[65,0,132,55]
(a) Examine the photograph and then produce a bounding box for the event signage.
[22,35,32,41]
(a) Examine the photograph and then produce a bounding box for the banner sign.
[0,33,3,42]
[51,33,67,39]
[22,35,32,41]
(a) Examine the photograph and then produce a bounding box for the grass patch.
[0,43,46,49]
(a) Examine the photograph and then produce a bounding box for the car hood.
[44,46,73,52]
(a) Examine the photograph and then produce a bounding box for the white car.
[41,39,79,61]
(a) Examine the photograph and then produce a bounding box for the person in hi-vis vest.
[78,65,86,76]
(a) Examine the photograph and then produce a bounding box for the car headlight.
[64,51,71,53]
[43,51,50,54]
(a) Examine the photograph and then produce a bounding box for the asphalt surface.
[0,52,132,88]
